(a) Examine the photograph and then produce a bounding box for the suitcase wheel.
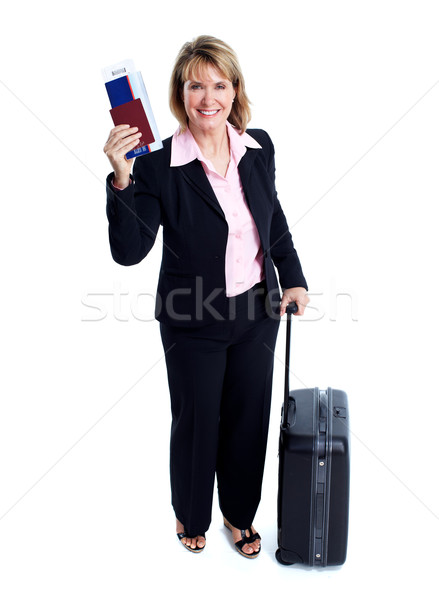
[275,548,294,566]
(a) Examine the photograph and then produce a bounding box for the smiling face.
[182,64,236,137]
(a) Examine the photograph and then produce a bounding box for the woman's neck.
[188,123,230,160]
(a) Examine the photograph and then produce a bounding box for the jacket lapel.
[238,148,258,201]
[238,148,262,233]
[178,160,225,220]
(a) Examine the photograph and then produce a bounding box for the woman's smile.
[197,109,221,116]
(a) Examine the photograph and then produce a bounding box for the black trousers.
[159,280,280,538]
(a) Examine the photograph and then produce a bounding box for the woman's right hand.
[103,124,143,187]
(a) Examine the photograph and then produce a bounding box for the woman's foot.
[223,518,261,557]
[176,518,206,552]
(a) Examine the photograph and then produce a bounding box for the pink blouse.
[170,122,265,297]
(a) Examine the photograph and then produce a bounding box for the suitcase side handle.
[282,302,298,429]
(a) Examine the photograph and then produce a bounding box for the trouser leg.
[160,322,228,538]
[216,301,280,530]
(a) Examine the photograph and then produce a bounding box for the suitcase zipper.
[311,389,333,566]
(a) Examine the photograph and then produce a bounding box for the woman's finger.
[111,131,142,154]
[105,128,140,151]
[108,124,136,140]
[103,133,142,172]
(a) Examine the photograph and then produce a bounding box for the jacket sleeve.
[264,131,308,291]
[105,154,162,266]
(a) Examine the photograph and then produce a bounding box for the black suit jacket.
[106,128,307,327]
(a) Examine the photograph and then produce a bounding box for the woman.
[103,35,309,558]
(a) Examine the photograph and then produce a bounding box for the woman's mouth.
[197,109,220,116]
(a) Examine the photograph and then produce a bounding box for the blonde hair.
[169,35,252,134]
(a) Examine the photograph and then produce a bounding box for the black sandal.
[176,531,206,553]
[224,518,261,559]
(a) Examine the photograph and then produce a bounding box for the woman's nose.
[202,88,215,105]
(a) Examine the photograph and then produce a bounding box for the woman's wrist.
[112,174,131,190]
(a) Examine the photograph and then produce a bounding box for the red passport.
[109,98,155,154]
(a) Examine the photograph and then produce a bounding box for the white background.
[1,0,438,597]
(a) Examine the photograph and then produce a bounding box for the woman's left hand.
[279,287,309,317]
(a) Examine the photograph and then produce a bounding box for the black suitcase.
[276,303,350,567]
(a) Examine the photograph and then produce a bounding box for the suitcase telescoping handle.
[282,302,298,429]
